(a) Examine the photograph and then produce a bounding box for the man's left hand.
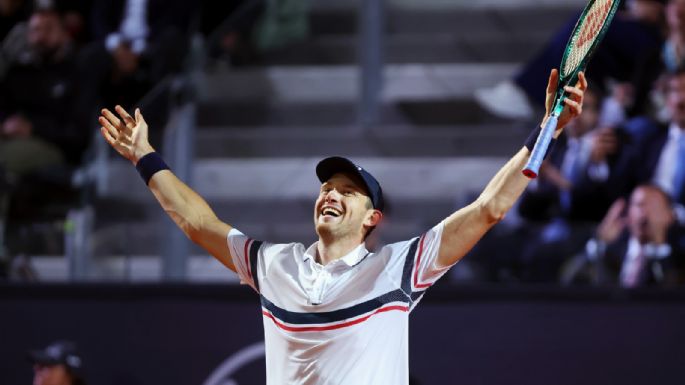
[543,69,588,137]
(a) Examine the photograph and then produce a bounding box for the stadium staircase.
[34,0,585,280]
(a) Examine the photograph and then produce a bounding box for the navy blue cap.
[28,340,82,372]
[316,156,385,212]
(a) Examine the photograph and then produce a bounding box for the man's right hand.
[99,105,154,165]
[596,198,626,243]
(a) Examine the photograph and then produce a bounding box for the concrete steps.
[260,1,582,65]
[64,0,579,268]
[193,124,529,158]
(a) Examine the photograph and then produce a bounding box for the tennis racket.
[522,0,622,178]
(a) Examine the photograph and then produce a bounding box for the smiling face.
[314,172,381,242]
[627,186,674,244]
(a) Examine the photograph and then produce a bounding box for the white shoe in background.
[474,80,534,120]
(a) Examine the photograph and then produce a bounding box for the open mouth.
[321,207,342,218]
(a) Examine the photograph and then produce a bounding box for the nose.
[324,188,341,203]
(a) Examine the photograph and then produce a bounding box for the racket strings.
[563,0,614,77]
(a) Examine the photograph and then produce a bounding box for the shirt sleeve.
[226,228,264,293]
[410,221,450,293]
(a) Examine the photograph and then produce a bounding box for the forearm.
[147,170,226,241]
[100,107,235,270]
[475,146,531,222]
[437,146,532,266]
[146,168,235,270]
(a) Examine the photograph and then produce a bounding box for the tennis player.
[99,69,586,384]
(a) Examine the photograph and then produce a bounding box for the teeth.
[322,208,341,217]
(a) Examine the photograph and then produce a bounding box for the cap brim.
[316,157,363,185]
[316,156,384,212]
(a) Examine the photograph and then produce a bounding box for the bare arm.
[99,106,236,272]
[437,70,588,268]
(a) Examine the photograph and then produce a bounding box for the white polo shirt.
[227,221,449,385]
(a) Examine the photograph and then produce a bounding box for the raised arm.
[437,69,588,268]
[99,106,236,272]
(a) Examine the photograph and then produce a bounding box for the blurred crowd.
[0,0,276,277]
[472,0,685,288]
[2,0,685,290]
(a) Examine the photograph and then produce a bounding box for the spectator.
[513,86,631,281]
[28,340,87,385]
[200,0,265,66]
[563,184,684,287]
[78,0,195,112]
[475,0,665,121]
[0,8,85,262]
[0,7,86,175]
[519,86,628,222]
[0,0,31,41]
[626,0,685,122]
[53,0,92,44]
[624,67,685,210]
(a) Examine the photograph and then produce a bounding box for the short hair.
[633,183,673,208]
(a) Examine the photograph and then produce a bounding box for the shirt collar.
[668,122,684,141]
[303,242,370,267]
[628,237,671,260]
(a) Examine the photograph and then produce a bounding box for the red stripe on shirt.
[262,305,409,332]
[413,234,431,289]
[244,238,253,279]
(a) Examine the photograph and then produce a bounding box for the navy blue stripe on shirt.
[249,240,263,292]
[400,237,420,295]
[261,288,409,325]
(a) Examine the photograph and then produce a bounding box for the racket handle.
[522,114,558,178]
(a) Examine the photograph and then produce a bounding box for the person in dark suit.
[618,68,685,209]
[475,0,665,120]
[0,7,85,173]
[563,184,684,287]
[515,87,632,281]
[76,0,196,125]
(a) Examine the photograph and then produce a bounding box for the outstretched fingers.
[100,125,117,147]
[134,108,145,125]
[101,108,122,128]
[98,116,126,140]
[115,105,136,127]
[99,115,121,141]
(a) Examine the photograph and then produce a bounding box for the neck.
[316,233,364,265]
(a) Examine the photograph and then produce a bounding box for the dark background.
[2,283,684,385]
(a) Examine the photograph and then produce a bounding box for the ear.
[364,210,383,228]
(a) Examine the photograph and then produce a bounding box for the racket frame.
[522,0,622,178]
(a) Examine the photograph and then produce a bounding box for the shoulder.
[260,241,306,258]
[375,223,445,261]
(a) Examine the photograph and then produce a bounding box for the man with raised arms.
[98,69,587,385]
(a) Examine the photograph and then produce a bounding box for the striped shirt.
[227,221,449,385]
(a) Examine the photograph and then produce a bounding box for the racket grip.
[522,114,558,179]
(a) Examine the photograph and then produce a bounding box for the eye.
[343,190,354,196]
